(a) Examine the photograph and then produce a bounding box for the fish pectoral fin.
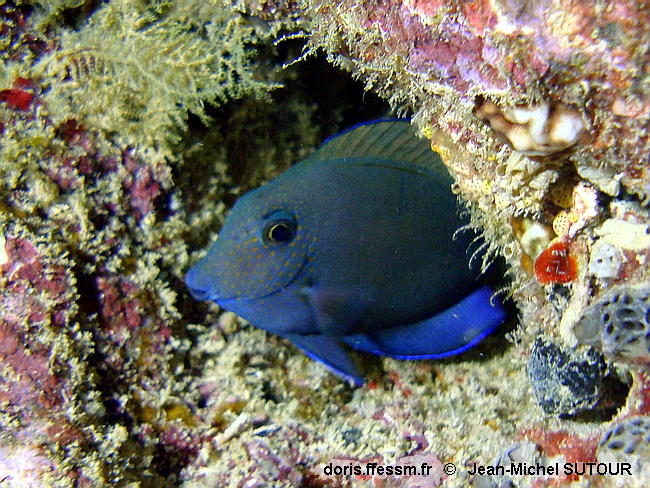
[284,333,364,386]
[341,286,507,359]
[300,286,372,336]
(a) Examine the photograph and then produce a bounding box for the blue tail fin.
[342,286,506,359]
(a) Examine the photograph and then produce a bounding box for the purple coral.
[97,275,143,333]
[307,0,649,200]
[1,237,70,412]
[122,150,162,221]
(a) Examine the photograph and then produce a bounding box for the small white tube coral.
[588,239,623,280]
[475,101,585,156]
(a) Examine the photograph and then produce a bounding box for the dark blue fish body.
[186,120,506,385]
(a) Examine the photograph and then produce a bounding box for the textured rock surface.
[294,1,650,485]
[527,339,620,417]
[575,281,650,364]
[1,1,281,485]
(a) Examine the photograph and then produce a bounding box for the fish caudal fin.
[342,286,506,359]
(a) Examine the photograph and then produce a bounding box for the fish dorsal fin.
[310,119,451,182]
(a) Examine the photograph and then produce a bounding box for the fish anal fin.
[285,333,363,386]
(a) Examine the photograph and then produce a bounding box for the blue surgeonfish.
[186,120,507,385]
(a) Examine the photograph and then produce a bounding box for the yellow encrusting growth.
[33,0,274,152]
[549,179,576,209]
[552,210,579,237]
[0,1,295,485]
[517,218,554,262]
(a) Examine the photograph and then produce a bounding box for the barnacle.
[474,101,585,156]
[46,49,117,84]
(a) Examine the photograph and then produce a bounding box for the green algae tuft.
[33,0,275,151]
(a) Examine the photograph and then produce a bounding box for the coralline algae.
[0,1,282,486]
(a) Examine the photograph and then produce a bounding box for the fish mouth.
[186,255,310,303]
[186,285,212,301]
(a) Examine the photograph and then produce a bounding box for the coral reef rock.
[574,281,650,365]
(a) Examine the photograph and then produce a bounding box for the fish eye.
[263,218,296,245]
